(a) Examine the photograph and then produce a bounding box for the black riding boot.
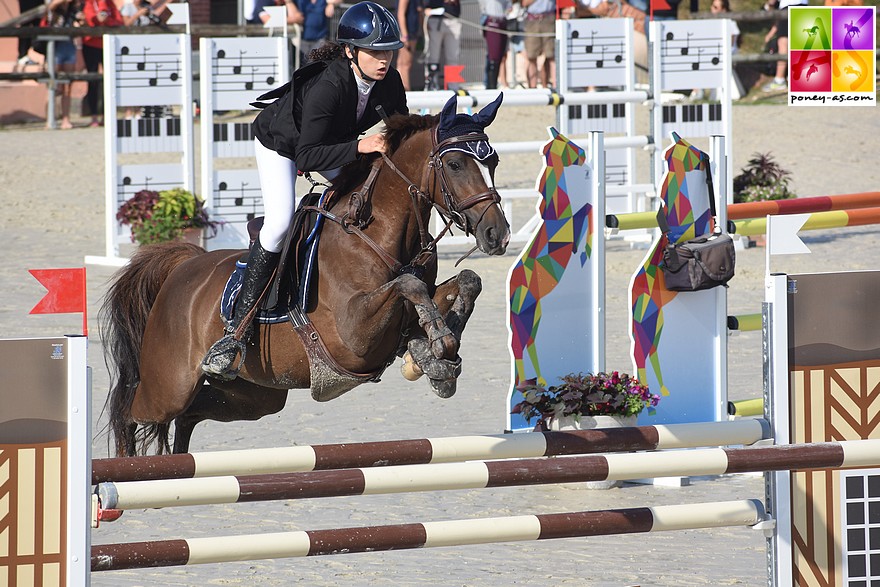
[201,238,280,380]
[485,60,499,90]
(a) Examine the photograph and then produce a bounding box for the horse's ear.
[472,92,504,129]
[438,94,459,136]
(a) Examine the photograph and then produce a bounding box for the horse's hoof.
[401,351,424,381]
[429,377,457,398]
[422,356,461,398]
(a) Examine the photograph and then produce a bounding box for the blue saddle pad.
[220,187,329,325]
[220,260,291,325]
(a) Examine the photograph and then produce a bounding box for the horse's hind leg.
[403,269,483,398]
[172,381,289,454]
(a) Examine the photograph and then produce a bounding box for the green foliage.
[732,152,796,203]
[116,188,222,245]
[511,372,661,427]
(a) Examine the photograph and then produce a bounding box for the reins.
[301,125,502,277]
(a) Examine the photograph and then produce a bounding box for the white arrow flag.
[768,213,811,256]
[262,6,287,28]
[164,3,190,25]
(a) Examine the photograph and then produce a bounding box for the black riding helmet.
[337,2,404,51]
[337,2,403,82]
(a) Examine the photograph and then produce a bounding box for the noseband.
[424,130,502,235]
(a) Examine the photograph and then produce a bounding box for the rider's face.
[349,47,394,80]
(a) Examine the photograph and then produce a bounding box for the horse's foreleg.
[171,381,289,454]
[402,270,483,398]
[337,273,457,361]
[433,269,482,339]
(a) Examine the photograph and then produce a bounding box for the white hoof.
[401,351,424,381]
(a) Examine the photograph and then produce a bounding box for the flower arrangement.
[116,188,222,245]
[732,152,796,204]
[511,371,661,427]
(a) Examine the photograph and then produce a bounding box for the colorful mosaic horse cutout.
[630,133,715,420]
[508,129,595,428]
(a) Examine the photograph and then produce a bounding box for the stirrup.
[200,335,248,381]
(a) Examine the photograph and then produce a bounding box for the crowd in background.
[14,0,173,128]
[14,0,863,129]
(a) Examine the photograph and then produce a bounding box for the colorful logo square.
[831,7,874,51]
[832,50,875,93]
[789,5,876,106]
[790,51,831,92]
[790,8,832,51]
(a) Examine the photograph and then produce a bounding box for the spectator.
[117,0,150,26]
[521,0,555,89]
[506,1,527,88]
[15,0,44,70]
[397,0,422,90]
[45,0,82,129]
[83,0,123,127]
[480,0,511,89]
[281,0,340,65]
[423,0,461,90]
[715,0,740,50]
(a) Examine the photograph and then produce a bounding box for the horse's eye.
[448,160,462,171]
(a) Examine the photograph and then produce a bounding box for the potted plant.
[512,371,661,489]
[116,188,222,245]
[733,152,797,204]
[512,371,661,431]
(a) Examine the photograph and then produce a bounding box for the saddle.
[219,196,321,327]
[220,162,382,325]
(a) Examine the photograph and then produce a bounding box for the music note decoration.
[212,171,264,224]
[661,30,725,75]
[563,19,630,91]
[116,43,182,91]
[212,45,280,94]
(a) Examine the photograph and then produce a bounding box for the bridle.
[379,127,503,272]
[307,125,503,277]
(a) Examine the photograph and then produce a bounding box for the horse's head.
[426,93,510,255]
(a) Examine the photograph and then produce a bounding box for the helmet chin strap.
[348,47,379,83]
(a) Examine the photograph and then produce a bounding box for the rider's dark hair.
[308,42,346,63]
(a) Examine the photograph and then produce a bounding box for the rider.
[201,1,408,380]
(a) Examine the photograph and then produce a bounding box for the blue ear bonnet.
[436,93,503,162]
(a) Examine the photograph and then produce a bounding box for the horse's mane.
[332,112,439,196]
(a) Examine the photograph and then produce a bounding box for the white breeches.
[253,138,340,253]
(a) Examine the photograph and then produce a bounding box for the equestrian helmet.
[337,2,404,51]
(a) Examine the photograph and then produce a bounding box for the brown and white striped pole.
[91,419,769,484]
[96,438,880,511]
[91,499,765,571]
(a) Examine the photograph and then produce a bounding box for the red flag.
[444,65,465,89]
[650,0,672,14]
[29,268,88,334]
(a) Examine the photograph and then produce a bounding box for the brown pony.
[100,96,511,456]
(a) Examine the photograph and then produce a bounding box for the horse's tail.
[98,242,204,456]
